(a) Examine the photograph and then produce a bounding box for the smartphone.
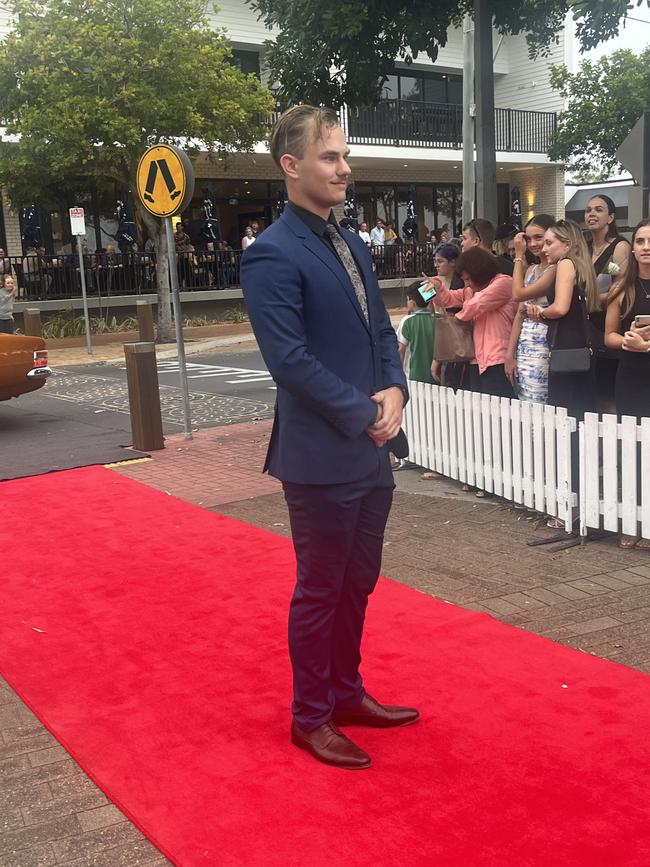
[418,282,437,303]
[635,315,650,327]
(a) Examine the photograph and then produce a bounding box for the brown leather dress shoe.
[332,693,420,728]
[290,721,371,769]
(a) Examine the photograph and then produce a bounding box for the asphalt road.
[1,347,275,480]
[83,347,274,404]
[55,347,275,429]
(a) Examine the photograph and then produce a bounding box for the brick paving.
[3,417,650,863]
[112,421,280,506]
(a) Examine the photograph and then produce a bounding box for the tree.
[566,166,612,185]
[251,0,647,107]
[548,47,650,174]
[0,0,274,340]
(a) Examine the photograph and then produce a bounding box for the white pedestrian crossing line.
[154,360,273,384]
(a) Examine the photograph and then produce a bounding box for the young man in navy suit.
[241,106,419,770]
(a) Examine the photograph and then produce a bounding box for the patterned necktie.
[324,224,369,324]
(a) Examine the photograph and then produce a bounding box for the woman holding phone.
[604,219,650,548]
[605,219,650,419]
[426,246,517,399]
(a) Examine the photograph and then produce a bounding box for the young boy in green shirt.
[397,282,436,384]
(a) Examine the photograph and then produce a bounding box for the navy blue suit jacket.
[240,208,407,485]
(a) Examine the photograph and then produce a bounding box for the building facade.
[1,4,571,255]
[183,1,570,250]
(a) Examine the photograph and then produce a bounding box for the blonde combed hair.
[270,105,339,170]
[549,219,599,313]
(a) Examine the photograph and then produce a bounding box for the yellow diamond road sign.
[136,144,195,218]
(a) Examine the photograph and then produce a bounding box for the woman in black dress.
[585,194,631,411]
[527,219,598,421]
[605,219,650,418]
[604,219,650,548]
[585,195,630,286]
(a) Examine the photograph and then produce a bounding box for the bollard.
[23,308,42,338]
[136,299,155,343]
[124,342,164,451]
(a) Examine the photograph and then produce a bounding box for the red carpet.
[2,466,650,866]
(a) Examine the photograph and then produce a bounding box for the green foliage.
[183,315,215,327]
[223,306,249,323]
[0,0,275,207]
[41,312,138,337]
[548,47,650,173]
[252,0,647,107]
[566,166,611,185]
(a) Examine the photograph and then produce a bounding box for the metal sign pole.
[164,216,192,440]
[76,235,93,355]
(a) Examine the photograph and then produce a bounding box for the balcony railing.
[342,99,556,154]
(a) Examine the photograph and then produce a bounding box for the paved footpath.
[3,419,650,864]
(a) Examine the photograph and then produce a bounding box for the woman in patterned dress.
[506,214,557,402]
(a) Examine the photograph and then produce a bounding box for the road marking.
[155,360,273,384]
[226,376,273,384]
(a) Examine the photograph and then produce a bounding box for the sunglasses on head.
[468,219,482,244]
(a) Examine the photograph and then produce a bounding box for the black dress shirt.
[286,201,366,280]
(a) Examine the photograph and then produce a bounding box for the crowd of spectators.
[394,198,650,538]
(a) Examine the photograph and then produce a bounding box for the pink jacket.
[437,274,517,374]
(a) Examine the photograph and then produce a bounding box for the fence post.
[124,342,164,452]
[136,299,155,342]
[23,308,42,338]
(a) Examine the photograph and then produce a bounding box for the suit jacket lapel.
[300,229,371,333]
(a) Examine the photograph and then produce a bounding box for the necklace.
[592,240,609,260]
[637,277,650,300]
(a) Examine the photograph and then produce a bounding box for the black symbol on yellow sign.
[143,159,182,204]
[136,145,194,218]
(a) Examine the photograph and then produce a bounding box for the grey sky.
[577,10,650,62]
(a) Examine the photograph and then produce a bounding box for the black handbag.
[548,284,593,374]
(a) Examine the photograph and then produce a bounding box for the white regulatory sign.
[69,207,86,236]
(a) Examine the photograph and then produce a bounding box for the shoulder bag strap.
[577,281,593,350]
[593,239,619,275]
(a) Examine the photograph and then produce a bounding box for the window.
[399,76,422,102]
[344,183,462,241]
[379,70,463,105]
[232,49,260,78]
[423,77,446,104]
[354,185,374,226]
[396,187,411,235]
[435,186,459,236]
[448,77,463,105]
[380,75,399,100]
[375,187,396,226]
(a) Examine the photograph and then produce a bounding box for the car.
[0,333,52,400]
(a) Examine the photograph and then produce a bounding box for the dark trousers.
[282,463,394,731]
[468,363,515,399]
[0,318,14,334]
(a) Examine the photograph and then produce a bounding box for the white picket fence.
[404,381,577,531]
[405,383,650,540]
[580,413,650,540]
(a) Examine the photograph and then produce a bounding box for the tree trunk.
[138,207,173,343]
